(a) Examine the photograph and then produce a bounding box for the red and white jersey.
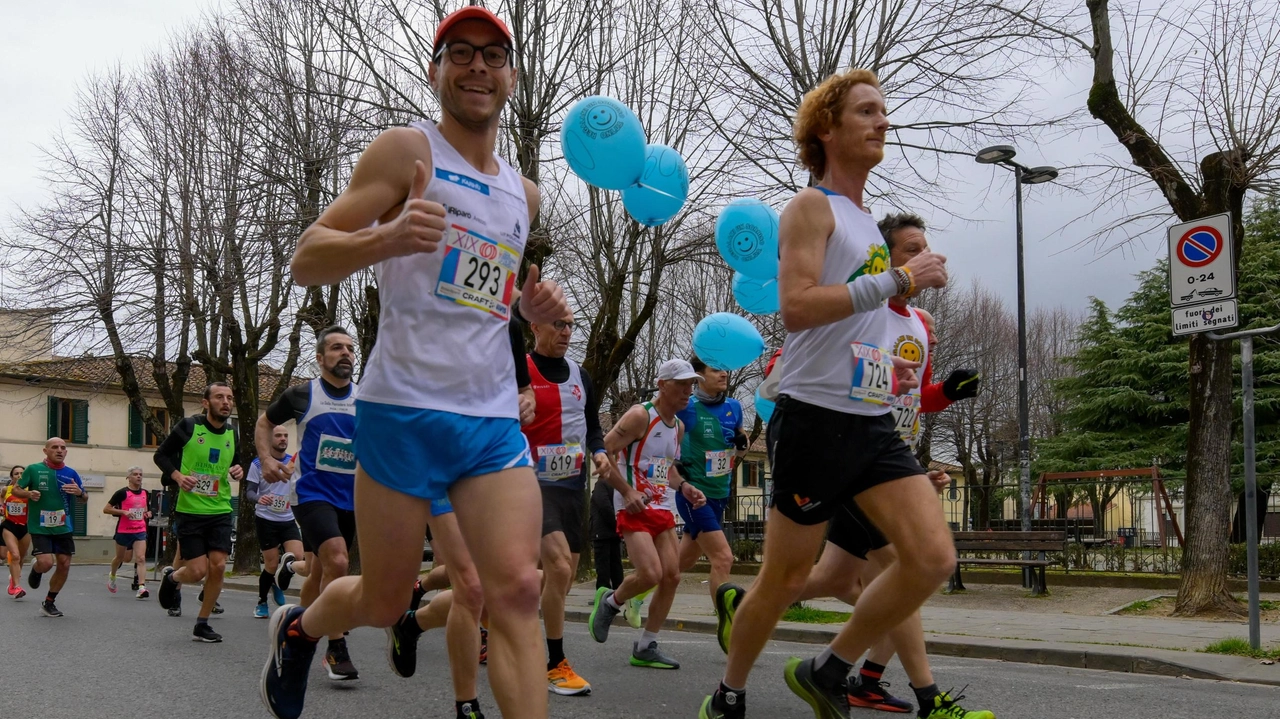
[523,356,589,487]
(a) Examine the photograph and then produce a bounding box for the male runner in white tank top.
[260,7,567,719]
[700,69,952,719]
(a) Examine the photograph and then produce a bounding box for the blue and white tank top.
[296,378,357,510]
[357,120,530,420]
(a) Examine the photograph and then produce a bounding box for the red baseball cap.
[433,5,514,53]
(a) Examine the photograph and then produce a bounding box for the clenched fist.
[381,160,447,258]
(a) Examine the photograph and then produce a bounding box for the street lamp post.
[975,145,1058,587]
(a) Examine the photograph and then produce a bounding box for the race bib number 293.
[435,226,519,320]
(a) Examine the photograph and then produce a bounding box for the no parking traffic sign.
[1167,212,1238,335]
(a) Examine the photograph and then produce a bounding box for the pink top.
[114,488,149,534]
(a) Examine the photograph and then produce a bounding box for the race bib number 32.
[435,226,519,320]
[849,342,896,406]
[705,450,731,477]
[536,444,584,481]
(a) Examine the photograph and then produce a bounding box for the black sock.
[401,610,425,639]
[196,617,209,626]
[259,570,274,602]
[547,637,565,670]
[813,647,853,688]
[456,698,480,718]
[859,660,887,685]
[912,683,941,715]
[198,589,205,601]
[45,591,58,603]
[717,682,745,708]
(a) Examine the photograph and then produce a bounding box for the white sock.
[605,591,624,611]
[638,629,659,647]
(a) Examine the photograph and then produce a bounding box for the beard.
[329,362,353,380]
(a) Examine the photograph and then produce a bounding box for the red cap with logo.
[433,4,514,53]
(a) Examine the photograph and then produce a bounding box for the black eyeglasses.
[434,41,512,69]
[552,320,575,333]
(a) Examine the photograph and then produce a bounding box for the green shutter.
[128,404,143,448]
[72,498,88,537]
[72,399,89,444]
[47,396,58,438]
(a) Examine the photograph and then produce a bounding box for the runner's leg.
[313,537,350,641]
[864,546,931,687]
[299,551,321,604]
[49,552,72,592]
[797,541,865,605]
[4,529,23,587]
[171,555,208,585]
[540,531,573,650]
[828,476,955,665]
[263,546,281,575]
[449,468,546,719]
[110,543,127,579]
[614,530,662,604]
[644,528,682,632]
[694,530,733,603]
[201,550,227,618]
[723,509,826,687]
[132,539,148,588]
[425,510,483,702]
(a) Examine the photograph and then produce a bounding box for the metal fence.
[702,477,1280,574]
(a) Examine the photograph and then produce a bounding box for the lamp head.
[975,144,1016,164]
[1021,166,1059,184]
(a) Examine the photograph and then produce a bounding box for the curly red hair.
[793,69,882,179]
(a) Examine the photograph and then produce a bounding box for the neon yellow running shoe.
[920,689,995,719]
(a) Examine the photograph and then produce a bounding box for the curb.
[564,609,1280,688]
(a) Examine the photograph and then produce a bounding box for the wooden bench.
[948,531,1066,596]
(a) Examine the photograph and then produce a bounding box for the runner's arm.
[154,417,195,487]
[582,372,606,457]
[244,461,263,503]
[11,469,34,498]
[599,406,647,495]
[292,127,434,286]
[103,488,128,516]
[920,355,951,413]
[778,189,901,332]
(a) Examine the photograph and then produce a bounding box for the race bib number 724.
[849,342,896,406]
[435,226,519,320]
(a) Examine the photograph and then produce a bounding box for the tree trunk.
[1175,333,1244,615]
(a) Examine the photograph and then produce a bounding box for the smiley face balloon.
[715,199,779,280]
[692,313,767,372]
[561,96,647,191]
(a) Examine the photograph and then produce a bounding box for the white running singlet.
[614,402,681,515]
[777,190,897,416]
[881,306,930,449]
[357,120,530,420]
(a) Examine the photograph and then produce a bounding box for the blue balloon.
[561,96,646,190]
[715,199,779,279]
[754,390,775,424]
[732,273,779,315]
[622,144,689,226]
[692,313,767,372]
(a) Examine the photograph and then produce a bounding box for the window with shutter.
[72,498,88,537]
[128,404,143,448]
[47,396,57,438]
[71,399,89,444]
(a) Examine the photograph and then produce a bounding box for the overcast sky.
[0,0,1170,316]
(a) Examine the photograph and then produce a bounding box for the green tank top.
[175,421,236,515]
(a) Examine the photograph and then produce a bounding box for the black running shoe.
[323,638,359,681]
[212,601,224,615]
[131,575,140,591]
[40,600,63,617]
[275,552,296,592]
[848,676,913,713]
[158,567,179,609]
[28,566,41,590]
[261,605,317,719]
[456,700,485,719]
[168,603,182,617]
[193,622,223,643]
[411,578,428,610]
[783,656,850,719]
[385,611,420,678]
[699,688,747,719]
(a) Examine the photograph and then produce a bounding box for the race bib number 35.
[536,444,584,481]
[705,450,731,477]
[849,342,896,406]
[40,509,66,528]
[192,474,220,497]
[435,226,519,320]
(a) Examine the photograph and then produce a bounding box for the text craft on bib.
[705,450,731,478]
[536,443,584,481]
[435,225,519,320]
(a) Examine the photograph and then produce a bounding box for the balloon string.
[633,181,682,200]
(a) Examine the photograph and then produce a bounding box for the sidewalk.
[561,579,1280,688]
[218,570,1280,687]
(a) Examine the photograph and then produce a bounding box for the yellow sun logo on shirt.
[847,243,890,282]
[893,334,924,364]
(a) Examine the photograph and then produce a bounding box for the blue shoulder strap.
[815,187,839,196]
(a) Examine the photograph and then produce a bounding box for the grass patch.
[1231,595,1279,611]
[783,603,851,624]
[1203,637,1280,660]
[1119,599,1155,614]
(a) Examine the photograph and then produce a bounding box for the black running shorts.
[294,501,355,555]
[826,501,890,559]
[541,484,585,553]
[768,394,925,526]
[254,516,302,553]
[1,519,28,542]
[31,533,74,556]
[175,511,234,560]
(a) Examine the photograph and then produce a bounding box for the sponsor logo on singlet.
[846,243,890,282]
[435,167,490,196]
[315,434,356,474]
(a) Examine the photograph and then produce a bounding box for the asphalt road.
[2,572,1274,719]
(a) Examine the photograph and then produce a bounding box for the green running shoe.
[588,587,620,643]
[783,656,849,719]
[624,595,645,629]
[713,583,744,655]
[920,690,994,719]
[630,640,679,669]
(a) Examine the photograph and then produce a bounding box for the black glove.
[942,369,981,401]
[733,434,749,451]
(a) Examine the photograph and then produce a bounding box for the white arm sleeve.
[846,272,900,315]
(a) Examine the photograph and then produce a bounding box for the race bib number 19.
[849,342,896,406]
[705,450,731,478]
[435,226,519,320]
[192,474,219,497]
[536,444,585,481]
[40,509,66,528]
